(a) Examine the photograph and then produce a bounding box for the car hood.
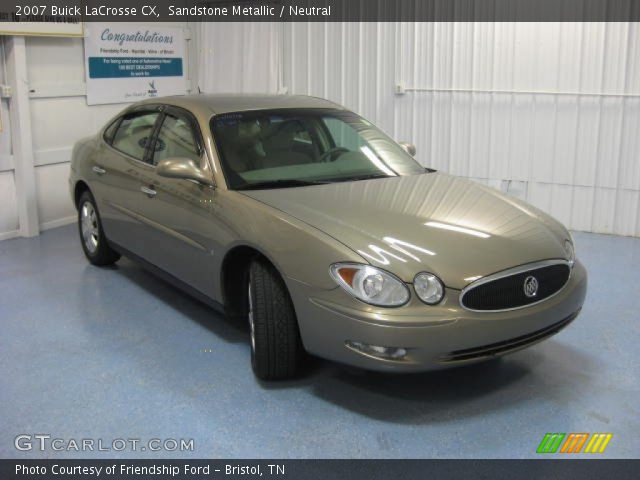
[242,172,571,289]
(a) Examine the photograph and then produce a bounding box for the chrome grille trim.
[459,259,572,313]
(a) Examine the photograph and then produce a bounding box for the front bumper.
[288,260,587,372]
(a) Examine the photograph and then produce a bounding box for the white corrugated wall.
[196,22,283,93]
[196,22,640,236]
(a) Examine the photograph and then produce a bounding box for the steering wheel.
[319,147,350,162]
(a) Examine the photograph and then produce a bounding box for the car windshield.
[210,108,426,190]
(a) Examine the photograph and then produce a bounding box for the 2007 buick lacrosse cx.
[69,94,587,379]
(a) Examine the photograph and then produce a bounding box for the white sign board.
[84,24,186,105]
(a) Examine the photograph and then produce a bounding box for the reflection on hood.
[243,172,569,289]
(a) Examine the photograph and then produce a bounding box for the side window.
[152,112,200,166]
[111,111,160,161]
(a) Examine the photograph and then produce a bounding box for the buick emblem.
[524,276,539,298]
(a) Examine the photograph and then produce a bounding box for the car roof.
[136,94,344,116]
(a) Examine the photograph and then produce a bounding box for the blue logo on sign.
[148,80,158,97]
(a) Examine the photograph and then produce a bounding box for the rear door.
[90,107,162,256]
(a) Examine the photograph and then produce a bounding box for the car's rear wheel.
[248,258,303,380]
[77,190,120,266]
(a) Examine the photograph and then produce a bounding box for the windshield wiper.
[236,179,329,191]
[332,173,392,183]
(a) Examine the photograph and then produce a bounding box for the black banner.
[1,459,639,480]
[1,0,640,23]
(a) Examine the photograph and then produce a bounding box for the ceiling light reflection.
[357,244,407,265]
[424,221,490,239]
[383,236,436,261]
[464,275,482,282]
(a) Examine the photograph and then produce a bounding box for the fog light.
[346,341,407,360]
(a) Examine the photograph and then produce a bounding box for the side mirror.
[398,142,416,157]
[156,157,215,187]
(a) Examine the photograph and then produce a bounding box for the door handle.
[92,166,106,175]
[140,186,157,198]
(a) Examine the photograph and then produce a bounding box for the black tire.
[248,258,304,380]
[77,190,120,266]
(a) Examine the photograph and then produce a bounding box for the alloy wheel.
[80,201,99,254]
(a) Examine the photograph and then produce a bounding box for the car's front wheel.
[77,190,120,266]
[248,258,304,380]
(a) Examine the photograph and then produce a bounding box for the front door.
[133,106,220,297]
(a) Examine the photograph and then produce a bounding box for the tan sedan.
[69,94,587,379]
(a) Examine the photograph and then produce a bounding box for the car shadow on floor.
[260,343,595,424]
[93,257,594,424]
[110,258,248,344]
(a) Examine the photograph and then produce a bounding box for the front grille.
[460,262,571,311]
[439,310,579,363]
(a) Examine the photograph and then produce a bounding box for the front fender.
[215,191,367,293]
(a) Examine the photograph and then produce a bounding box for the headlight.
[413,272,444,305]
[330,263,410,307]
[564,239,575,267]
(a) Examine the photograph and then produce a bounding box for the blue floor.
[1,225,638,459]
